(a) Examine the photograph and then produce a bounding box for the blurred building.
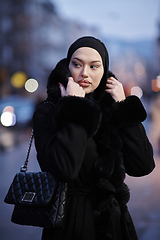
[155,18,160,77]
[0,0,97,96]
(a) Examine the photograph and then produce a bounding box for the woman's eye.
[91,65,99,69]
[72,61,81,67]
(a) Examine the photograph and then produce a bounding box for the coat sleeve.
[110,95,155,177]
[33,96,101,182]
[119,123,155,176]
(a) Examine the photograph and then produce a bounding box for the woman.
[33,36,155,240]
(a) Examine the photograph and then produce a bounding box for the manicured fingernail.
[58,83,60,86]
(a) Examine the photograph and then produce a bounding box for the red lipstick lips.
[78,80,91,87]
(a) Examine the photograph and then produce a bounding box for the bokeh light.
[3,106,14,113]
[0,131,14,150]
[152,76,160,92]
[25,78,39,93]
[10,71,27,88]
[0,105,16,127]
[131,86,143,98]
[156,75,160,88]
[1,111,16,127]
[134,62,146,76]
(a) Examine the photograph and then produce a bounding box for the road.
[0,140,160,240]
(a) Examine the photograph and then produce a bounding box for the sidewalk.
[126,157,160,239]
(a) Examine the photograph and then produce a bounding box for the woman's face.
[69,47,104,94]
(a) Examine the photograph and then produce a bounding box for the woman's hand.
[106,77,126,102]
[59,77,85,97]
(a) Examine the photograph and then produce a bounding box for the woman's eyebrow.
[72,57,83,62]
[91,60,102,63]
[73,57,102,63]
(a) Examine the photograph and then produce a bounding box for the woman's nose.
[81,66,88,78]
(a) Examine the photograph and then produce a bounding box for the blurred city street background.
[0,0,160,239]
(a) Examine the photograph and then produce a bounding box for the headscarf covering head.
[67,36,109,100]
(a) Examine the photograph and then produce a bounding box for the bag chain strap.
[20,129,34,172]
[20,101,55,172]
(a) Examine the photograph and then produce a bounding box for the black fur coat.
[33,60,155,240]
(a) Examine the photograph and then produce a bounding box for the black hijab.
[67,36,109,101]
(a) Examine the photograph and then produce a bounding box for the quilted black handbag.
[4,130,68,228]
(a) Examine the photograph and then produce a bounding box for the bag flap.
[4,172,57,207]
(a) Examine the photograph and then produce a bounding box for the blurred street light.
[25,78,39,93]
[134,62,146,77]
[0,105,16,127]
[152,75,160,92]
[1,111,16,127]
[131,86,143,98]
[10,71,27,88]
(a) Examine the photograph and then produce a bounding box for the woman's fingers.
[67,78,85,97]
[58,78,85,97]
[107,78,115,86]
[106,77,126,102]
[68,77,74,82]
[106,77,119,87]
[58,83,66,97]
